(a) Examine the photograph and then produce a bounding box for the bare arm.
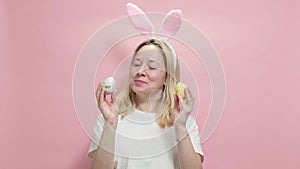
[91,123,116,169]
[91,82,119,169]
[175,124,203,169]
[174,88,203,169]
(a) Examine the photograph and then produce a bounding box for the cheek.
[149,71,166,83]
[129,67,137,78]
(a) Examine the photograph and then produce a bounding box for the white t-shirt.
[88,109,204,169]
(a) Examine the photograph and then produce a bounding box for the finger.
[99,85,105,103]
[174,94,180,110]
[95,82,102,98]
[103,91,107,102]
[177,94,184,108]
[111,93,115,104]
[110,89,118,104]
[185,87,194,105]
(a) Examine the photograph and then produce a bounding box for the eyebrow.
[133,57,162,66]
[149,60,159,64]
[134,58,159,63]
[149,59,157,62]
[133,58,142,62]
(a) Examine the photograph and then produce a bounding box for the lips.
[134,79,147,85]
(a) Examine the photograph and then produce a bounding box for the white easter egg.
[103,77,116,94]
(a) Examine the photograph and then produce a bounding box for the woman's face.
[129,44,167,96]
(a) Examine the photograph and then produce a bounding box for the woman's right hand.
[95,82,119,129]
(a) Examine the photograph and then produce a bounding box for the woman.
[89,39,204,169]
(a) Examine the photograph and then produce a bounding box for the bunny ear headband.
[126,2,182,70]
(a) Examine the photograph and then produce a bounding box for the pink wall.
[1,0,299,168]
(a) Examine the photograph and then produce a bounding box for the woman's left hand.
[173,87,194,127]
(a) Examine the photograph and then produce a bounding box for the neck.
[134,90,163,113]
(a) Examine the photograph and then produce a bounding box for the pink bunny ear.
[126,3,155,37]
[160,9,182,39]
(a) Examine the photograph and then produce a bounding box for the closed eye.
[148,62,159,69]
[133,64,141,67]
[149,66,157,69]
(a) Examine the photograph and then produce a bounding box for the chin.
[132,88,149,95]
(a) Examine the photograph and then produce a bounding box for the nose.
[136,64,147,76]
[136,69,146,76]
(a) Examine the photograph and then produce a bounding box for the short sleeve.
[186,116,204,156]
[87,114,105,158]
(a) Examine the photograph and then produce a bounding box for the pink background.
[1,0,299,168]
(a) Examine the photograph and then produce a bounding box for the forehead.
[134,44,164,62]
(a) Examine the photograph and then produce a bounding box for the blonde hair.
[116,39,180,128]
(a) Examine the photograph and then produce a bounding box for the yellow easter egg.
[175,82,187,98]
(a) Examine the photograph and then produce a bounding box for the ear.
[160,9,182,39]
[126,2,155,38]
